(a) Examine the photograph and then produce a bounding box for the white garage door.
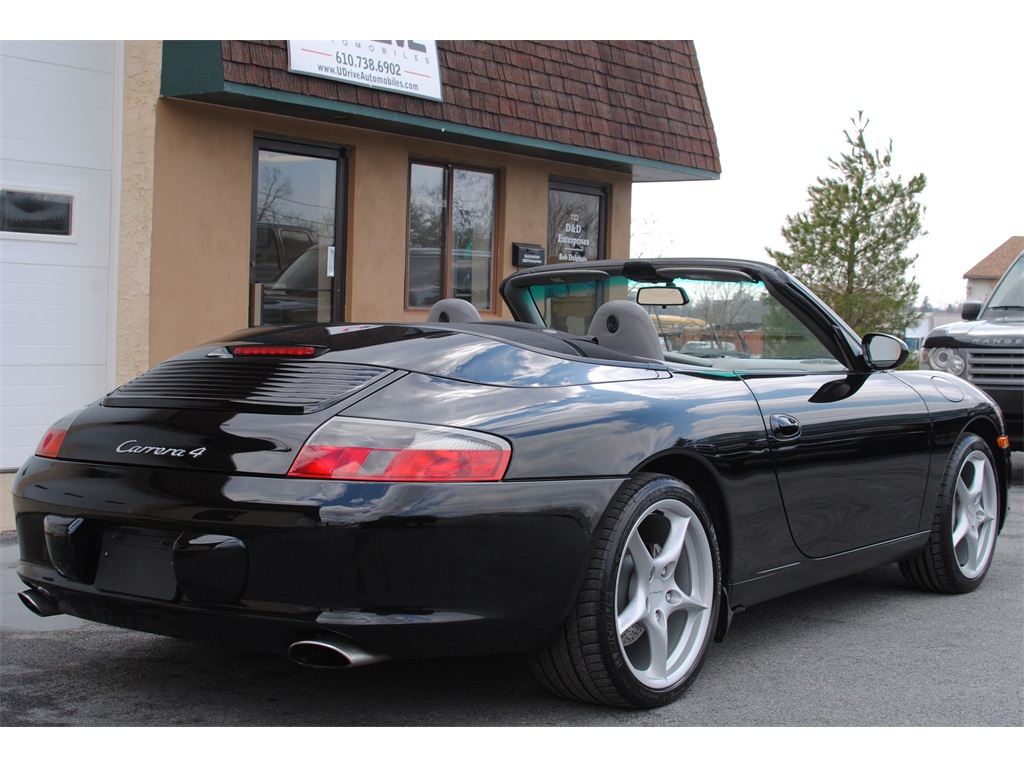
[1,41,122,468]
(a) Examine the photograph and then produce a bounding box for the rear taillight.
[35,428,67,459]
[288,418,511,482]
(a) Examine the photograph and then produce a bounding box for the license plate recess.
[94,529,178,600]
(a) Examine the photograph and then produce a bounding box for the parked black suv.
[921,252,1023,449]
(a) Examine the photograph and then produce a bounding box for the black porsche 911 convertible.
[13,258,1011,709]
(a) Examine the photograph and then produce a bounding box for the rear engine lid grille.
[103,359,392,414]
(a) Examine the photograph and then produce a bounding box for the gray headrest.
[587,300,664,360]
[426,298,482,323]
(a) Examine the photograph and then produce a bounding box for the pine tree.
[767,113,926,336]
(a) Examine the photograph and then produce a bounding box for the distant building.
[964,236,1024,304]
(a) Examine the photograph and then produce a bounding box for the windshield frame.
[502,259,863,371]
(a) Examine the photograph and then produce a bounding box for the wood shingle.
[219,40,720,178]
[964,236,1024,279]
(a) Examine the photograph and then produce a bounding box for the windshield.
[983,255,1024,315]
[524,271,843,370]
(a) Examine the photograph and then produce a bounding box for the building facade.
[1,40,720,526]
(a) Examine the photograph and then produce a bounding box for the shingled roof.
[964,236,1024,279]
[162,40,720,182]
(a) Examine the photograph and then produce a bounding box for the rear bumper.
[13,457,622,659]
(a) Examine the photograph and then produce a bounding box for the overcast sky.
[630,3,1023,307]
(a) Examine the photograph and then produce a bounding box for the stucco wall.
[116,40,162,384]
[148,99,632,364]
[1,474,13,534]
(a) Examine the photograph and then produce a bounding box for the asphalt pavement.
[1,461,1021,728]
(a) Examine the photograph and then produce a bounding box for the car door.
[741,370,930,558]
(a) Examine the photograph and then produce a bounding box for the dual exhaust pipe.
[288,634,388,669]
[19,587,62,617]
[20,586,385,669]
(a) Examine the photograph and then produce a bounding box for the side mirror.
[961,301,982,321]
[862,333,910,370]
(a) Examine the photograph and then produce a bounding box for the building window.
[407,162,496,310]
[547,179,607,264]
[0,189,73,237]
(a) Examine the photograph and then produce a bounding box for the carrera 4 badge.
[116,440,207,459]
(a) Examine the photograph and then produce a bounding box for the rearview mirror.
[636,286,688,307]
[862,333,909,370]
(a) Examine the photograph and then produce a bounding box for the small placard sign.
[513,243,545,267]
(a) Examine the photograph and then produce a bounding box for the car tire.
[530,473,721,708]
[899,434,1001,594]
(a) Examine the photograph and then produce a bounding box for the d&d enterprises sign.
[288,41,442,101]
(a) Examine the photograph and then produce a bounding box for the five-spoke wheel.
[900,434,1002,593]
[531,473,720,708]
[615,497,715,690]
[950,447,999,579]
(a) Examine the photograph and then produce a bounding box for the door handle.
[769,413,802,440]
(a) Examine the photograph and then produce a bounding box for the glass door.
[547,178,606,265]
[250,138,346,326]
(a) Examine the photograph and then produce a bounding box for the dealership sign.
[288,41,442,101]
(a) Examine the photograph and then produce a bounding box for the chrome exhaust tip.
[19,587,62,617]
[288,635,388,669]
